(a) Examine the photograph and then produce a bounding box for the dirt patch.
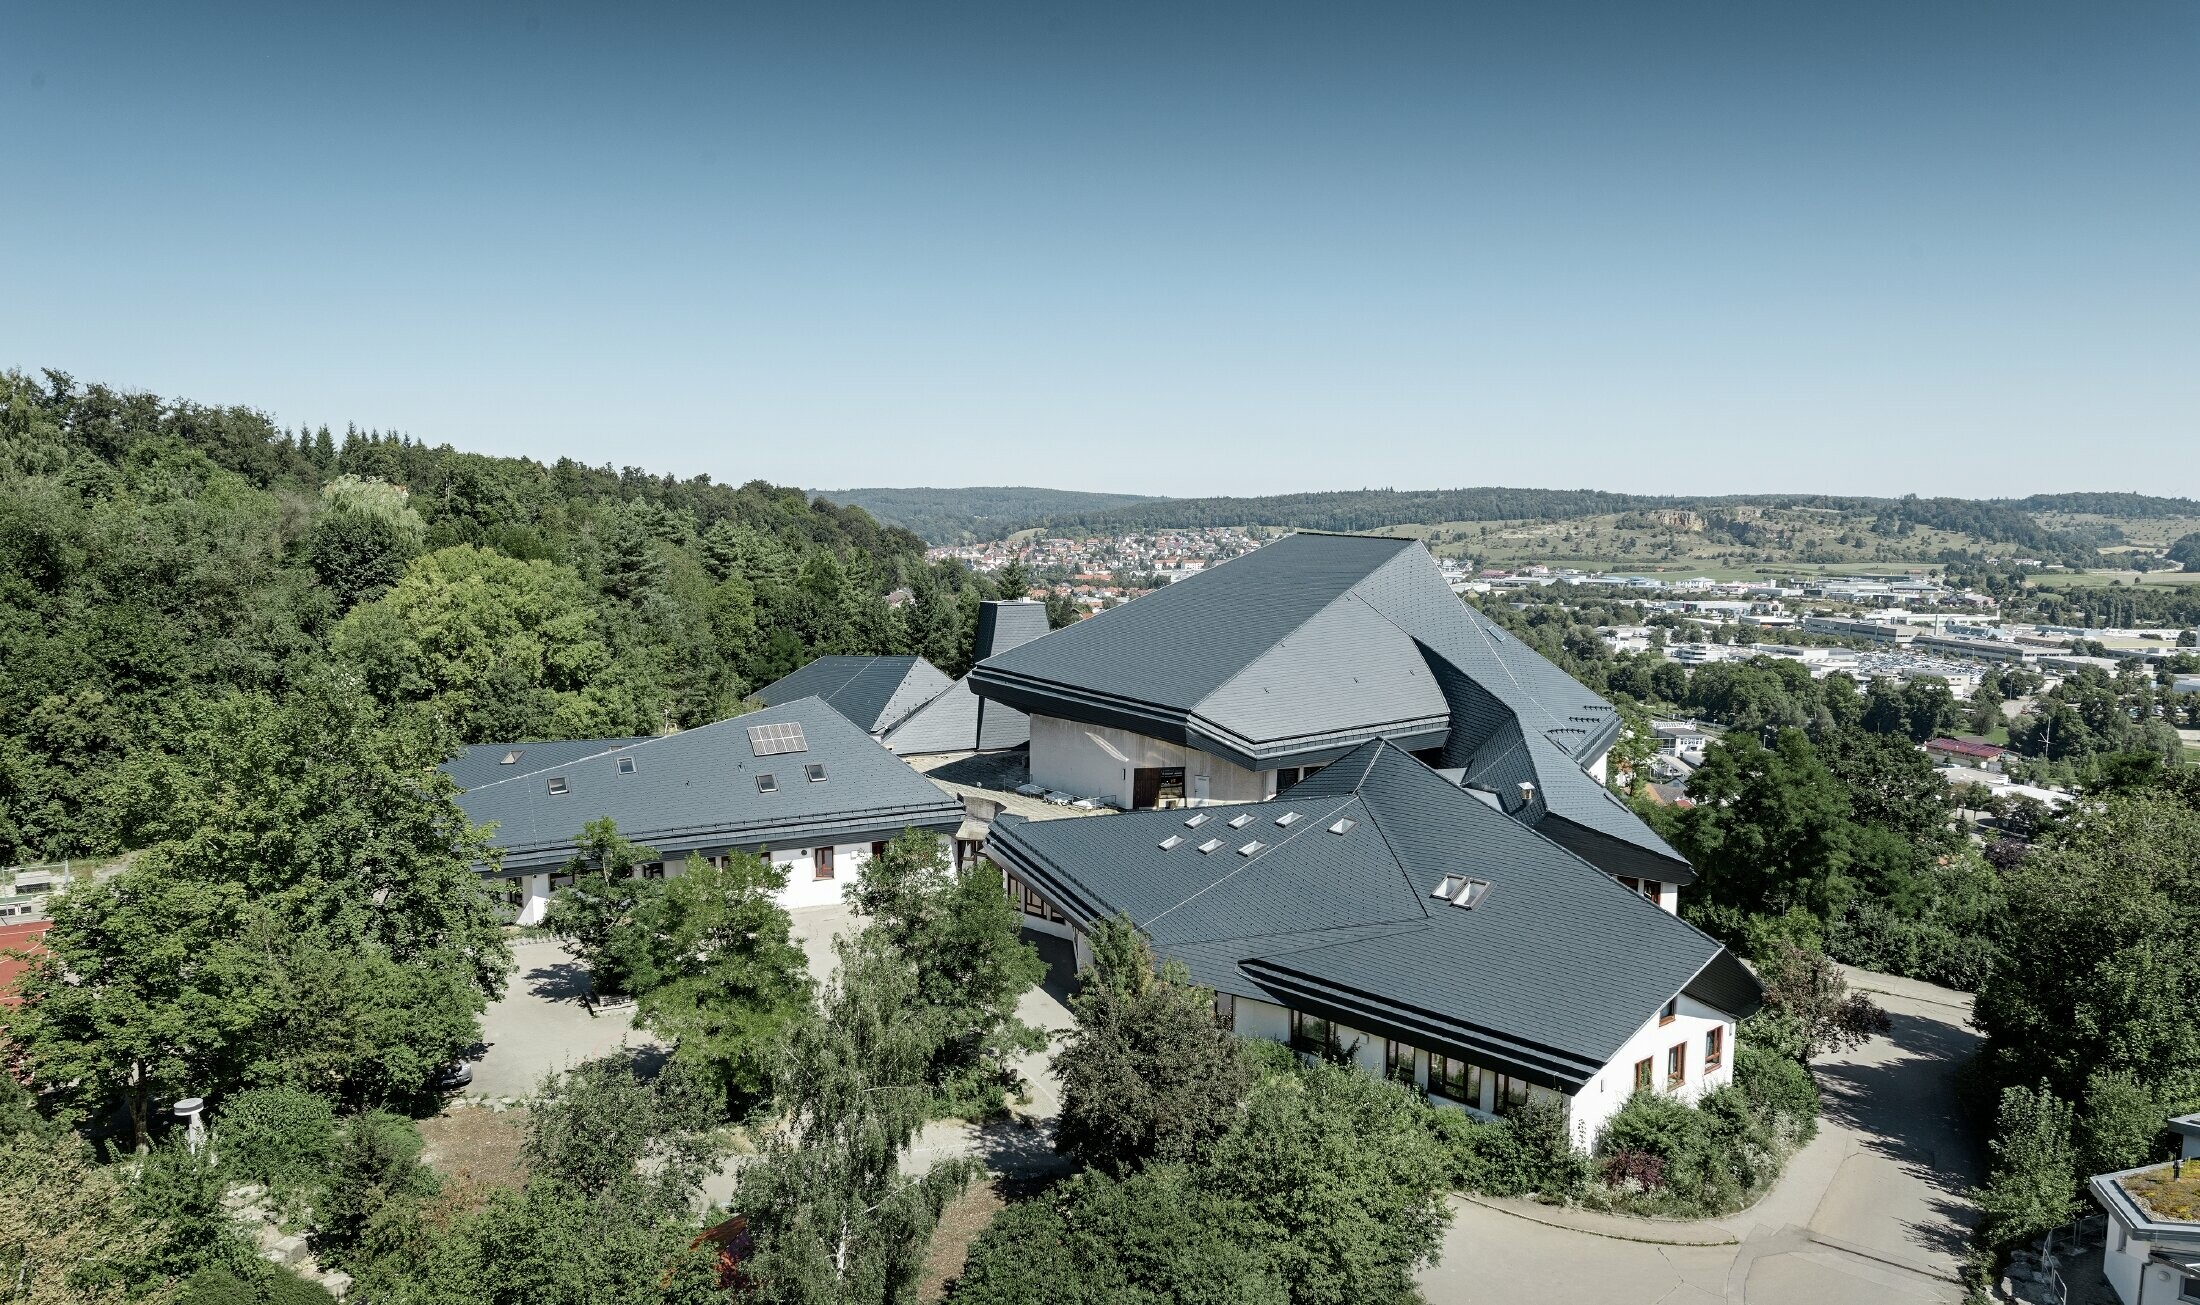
[417,1106,530,1212]
[917,1178,1008,1303]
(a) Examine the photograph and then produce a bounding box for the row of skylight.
[755,764,827,793]
[1160,808,1357,851]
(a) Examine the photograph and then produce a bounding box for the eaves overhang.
[1237,955,1609,1094]
[475,801,964,875]
[2090,1168,2200,1247]
[970,666,1450,773]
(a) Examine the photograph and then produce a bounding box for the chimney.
[1516,781,1536,807]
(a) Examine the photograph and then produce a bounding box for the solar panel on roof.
[746,722,808,756]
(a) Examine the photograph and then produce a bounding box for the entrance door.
[1132,768,1160,808]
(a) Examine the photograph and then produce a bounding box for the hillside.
[0,369,1020,866]
[813,485,1160,543]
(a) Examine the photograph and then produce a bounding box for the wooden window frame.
[813,846,835,881]
[1666,1043,1686,1090]
[1633,1057,1653,1093]
[1704,1026,1724,1071]
[1659,997,1679,1026]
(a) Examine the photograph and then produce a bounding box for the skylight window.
[1196,838,1224,854]
[1184,813,1208,828]
[755,773,778,794]
[804,763,827,783]
[746,722,809,757]
[501,750,523,765]
[1274,811,1301,827]
[1158,835,1184,851]
[546,776,568,795]
[618,756,636,774]
[1431,875,1492,909]
[1330,819,1356,835]
[1226,813,1254,829]
[1238,840,1266,856]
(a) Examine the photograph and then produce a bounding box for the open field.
[1368,512,1983,573]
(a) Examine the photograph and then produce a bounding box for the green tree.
[1,869,260,1149]
[1199,1057,1452,1305]
[622,852,814,1108]
[541,818,660,998]
[307,475,426,610]
[332,544,630,742]
[849,831,1045,1111]
[1051,918,1250,1175]
[1973,1083,2082,1251]
[731,934,978,1304]
[1675,730,1855,927]
[0,1128,180,1305]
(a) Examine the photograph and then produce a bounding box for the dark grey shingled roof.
[878,600,1049,754]
[970,532,1690,882]
[985,739,1757,1092]
[755,656,955,734]
[457,698,964,873]
[443,736,649,791]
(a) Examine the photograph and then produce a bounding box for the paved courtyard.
[1418,967,1985,1305]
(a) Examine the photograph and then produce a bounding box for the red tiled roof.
[0,920,52,1006]
[1927,738,2006,759]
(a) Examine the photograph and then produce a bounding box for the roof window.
[1329,818,1357,835]
[618,756,636,774]
[501,749,523,765]
[1158,835,1184,851]
[756,773,778,794]
[1431,875,1492,909]
[746,722,808,757]
[1274,811,1301,827]
[1196,838,1224,854]
[1226,813,1254,829]
[1238,840,1266,856]
[547,776,568,795]
[1184,813,1209,828]
[804,763,827,783]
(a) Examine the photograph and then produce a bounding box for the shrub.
[1973,1082,2082,1251]
[1596,1091,1742,1213]
[182,1262,338,1305]
[317,1111,437,1264]
[1424,1099,1588,1200]
[1600,1147,1665,1192]
[216,1087,336,1213]
[1735,1040,1820,1142]
[2078,1070,2167,1178]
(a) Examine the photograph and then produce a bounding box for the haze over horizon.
[5,1,2195,498]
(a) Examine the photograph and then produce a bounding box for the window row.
[1002,872,1067,924]
[1633,1027,1723,1093]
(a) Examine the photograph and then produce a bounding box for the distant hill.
[813,486,1161,543]
[2004,492,2200,519]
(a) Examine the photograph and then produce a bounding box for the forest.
[0,369,1040,868]
[812,487,1158,544]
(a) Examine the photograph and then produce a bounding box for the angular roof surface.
[755,655,954,734]
[443,735,649,791]
[971,532,1688,881]
[986,739,1756,1092]
[456,698,964,872]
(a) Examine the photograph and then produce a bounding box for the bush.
[1424,1099,1588,1201]
[1600,1148,1665,1191]
[317,1111,437,1264]
[1595,1091,1743,1214]
[182,1262,338,1305]
[2078,1070,2167,1178]
[216,1087,336,1213]
[1735,1039,1820,1142]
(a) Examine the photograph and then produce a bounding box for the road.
[1419,967,1984,1305]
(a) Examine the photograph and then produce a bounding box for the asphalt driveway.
[1419,968,1985,1305]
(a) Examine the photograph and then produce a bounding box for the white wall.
[1568,993,1736,1150]
[1028,714,1271,807]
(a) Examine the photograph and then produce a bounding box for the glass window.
[1289,1010,1332,1056]
[1634,1058,1654,1093]
[872,841,888,859]
[1496,1075,1531,1116]
[805,763,827,783]
[547,776,568,795]
[1667,1043,1686,1089]
[618,756,636,774]
[1385,1040,1414,1085]
[756,773,777,793]
[1659,997,1678,1025]
[1705,1026,1724,1070]
[1215,992,1236,1031]
[813,847,835,881]
[1430,1054,1482,1105]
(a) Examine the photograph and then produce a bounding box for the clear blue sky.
[4,1,2194,498]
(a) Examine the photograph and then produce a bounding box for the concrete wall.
[1568,992,1737,1150]
[499,836,953,921]
[1028,713,1271,807]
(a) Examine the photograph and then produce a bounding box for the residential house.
[1924,737,2007,773]
[969,532,1696,906]
[450,698,964,924]
[984,739,1760,1150]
